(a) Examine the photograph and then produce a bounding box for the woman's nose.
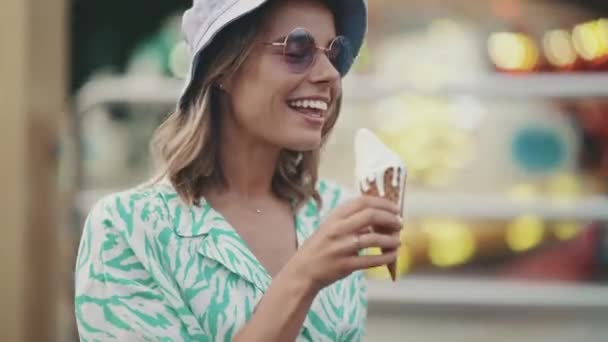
[308,51,341,84]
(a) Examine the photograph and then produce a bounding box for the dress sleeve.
[74,194,206,341]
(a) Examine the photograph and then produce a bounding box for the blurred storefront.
[58,0,608,341]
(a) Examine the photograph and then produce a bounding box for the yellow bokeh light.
[595,19,608,55]
[506,215,545,252]
[422,219,476,268]
[543,29,577,67]
[546,173,582,201]
[572,19,608,61]
[522,35,541,70]
[364,245,412,280]
[553,222,583,241]
[376,96,476,187]
[488,32,539,71]
[488,32,527,70]
[599,18,608,46]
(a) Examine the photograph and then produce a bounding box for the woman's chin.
[283,135,323,152]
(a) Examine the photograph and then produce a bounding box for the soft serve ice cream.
[354,128,407,281]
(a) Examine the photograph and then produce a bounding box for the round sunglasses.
[262,27,354,77]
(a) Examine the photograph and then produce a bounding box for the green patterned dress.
[75,179,367,341]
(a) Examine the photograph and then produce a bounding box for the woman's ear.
[217,74,234,93]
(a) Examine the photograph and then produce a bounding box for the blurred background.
[2,0,608,341]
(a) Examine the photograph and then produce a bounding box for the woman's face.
[222,0,341,152]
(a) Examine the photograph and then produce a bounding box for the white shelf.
[403,192,608,220]
[366,277,608,309]
[344,73,608,100]
[75,76,183,112]
[75,189,608,220]
[74,73,608,113]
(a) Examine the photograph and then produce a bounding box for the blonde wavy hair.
[151,1,342,209]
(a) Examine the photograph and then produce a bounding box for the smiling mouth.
[287,99,329,122]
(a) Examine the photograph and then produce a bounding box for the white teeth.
[288,99,329,111]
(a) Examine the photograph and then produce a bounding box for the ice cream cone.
[354,129,407,282]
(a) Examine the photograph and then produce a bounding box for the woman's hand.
[234,196,402,342]
[285,196,403,293]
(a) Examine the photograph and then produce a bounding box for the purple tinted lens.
[284,28,315,73]
[328,36,353,76]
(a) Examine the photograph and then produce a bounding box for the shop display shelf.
[344,73,608,100]
[366,276,608,309]
[75,189,608,221]
[75,73,608,113]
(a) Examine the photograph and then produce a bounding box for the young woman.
[75,0,402,340]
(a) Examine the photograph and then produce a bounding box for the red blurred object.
[572,100,608,179]
[576,100,608,139]
[589,57,608,71]
[498,225,600,282]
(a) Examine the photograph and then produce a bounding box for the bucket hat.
[179,0,367,107]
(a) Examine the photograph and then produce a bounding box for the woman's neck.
[216,128,280,199]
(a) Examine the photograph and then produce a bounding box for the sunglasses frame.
[262,27,351,76]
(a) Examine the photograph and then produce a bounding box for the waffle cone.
[360,167,404,281]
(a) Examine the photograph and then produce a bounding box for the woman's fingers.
[336,232,401,254]
[337,208,402,235]
[333,196,400,219]
[344,250,399,271]
[357,232,401,251]
[306,195,407,287]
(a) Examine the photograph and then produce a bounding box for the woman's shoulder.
[85,181,176,233]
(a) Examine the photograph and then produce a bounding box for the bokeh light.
[422,219,476,268]
[546,173,583,201]
[506,215,545,252]
[572,18,608,62]
[376,95,476,187]
[543,29,578,69]
[364,245,412,280]
[553,222,583,241]
[488,32,540,71]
